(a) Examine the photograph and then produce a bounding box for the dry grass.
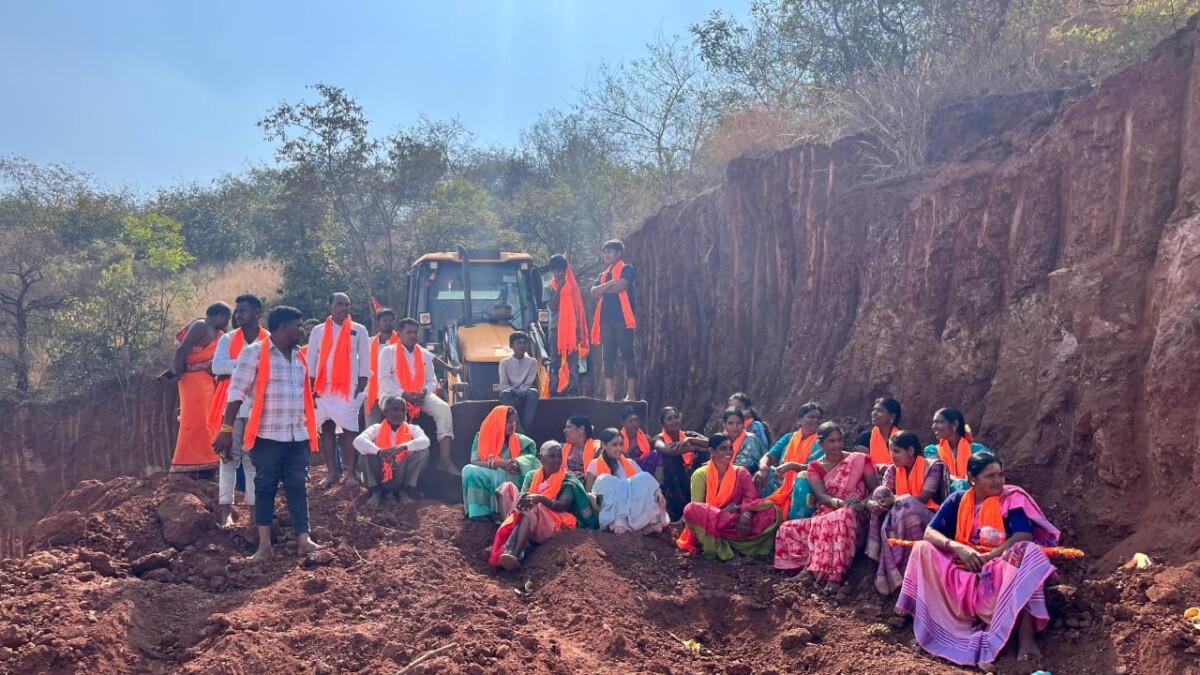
[172,258,282,326]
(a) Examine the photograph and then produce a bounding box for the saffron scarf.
[895,456,939,509]
[550,260,591,392]
[593,453,639,478]
[662,428,694,469]
[675,460,738,552]
[477,405,521,463]
[565,438,600,472]
[589,259,637,344]
[765,431,817,516]
[395,343,428,419]
[313,316,354,400]
[730,431,747,464]
[377,420,413,482]
[955,488,1004,546]
[622,428,650,460]
[243,342,319,452]
[207,327,268,440]
[938,435,974,479]
[869,425,901,466]
[366,331,399,414]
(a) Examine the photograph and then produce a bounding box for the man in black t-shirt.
[589,239,637,401]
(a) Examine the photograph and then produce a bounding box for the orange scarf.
[730,431,747,464]
[593,453,639,478]
[589,259,636,344]
[366,331,399,413]
[896,456,939,509]
[675,460,738,553]
[505,464,577,530]
[243,342,319,452]
[938,436,973,479]
[550,261,591,392]
[565,438,599,472]
[377,420,414,482]
[395,343,427,418]
[955,489,1004,546]
[662,428,695,468]
[477,406,521,463]
[765,431,817,516]
[313,316,354,400]
[207,327,269,440]
[622,428,650,460]
[869,425,900,466]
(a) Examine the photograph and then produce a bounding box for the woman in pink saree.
[773,422,878,591]
[896,452,1060,669]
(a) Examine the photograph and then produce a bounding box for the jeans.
[499,387,539,433]
[250,438,311,534]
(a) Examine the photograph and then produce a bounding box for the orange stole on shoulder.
[593,454,638,478]
[377,420,413,482]
[869,425,901,466]
[243,343,319,452]
[550,260,590,392]
[662,428,695,468]
[938,436,973,479]
[765,431,817,516]
[955,489,1004,545]
[207,328,269,440]
[730,431,747,464]
[622,428,650,460]
[895,456,939,509]
[366,331,399,414]
[503,465,577,531]
[675,462,738,553]
[395,343,428,419]
[477,405,521,463]
[313,316,354,400]
[565,438,600,472]
[589,259,636,344]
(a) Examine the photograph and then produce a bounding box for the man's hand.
[354,377,368,397]
[213,432,233,461]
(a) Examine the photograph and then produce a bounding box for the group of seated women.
[448,396,1060,669]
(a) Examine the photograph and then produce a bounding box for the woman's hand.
[775,462,803,474]
[503,459,520,474]
[736,511,752,537]
[516,493,535,511]
[654,490,666,507]
[865,499,888,516]
[844,498,866,514]
[753,468,770,492]
[950,541,984,573]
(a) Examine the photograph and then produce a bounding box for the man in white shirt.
[308,293,372,489]
[498,331,539,434]
[379,317,458,476]
[353,394,431,506]
[210,293,267,528]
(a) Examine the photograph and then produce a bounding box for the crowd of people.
[161,238,1063,670]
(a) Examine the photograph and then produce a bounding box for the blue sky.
[0,1,748,192]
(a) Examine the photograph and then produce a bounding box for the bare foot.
[217,508,234,530]
[297,537,322,556]
[366,492,381,508]
[612,525,630,534]
[246,547,273,563]
[977,661,996,673]
[317,474,339,489]
[438,463,461,477]
[344,475,361,488]
[398,491,414,503]
[1017,641,1042,663]
[795,570,813,584]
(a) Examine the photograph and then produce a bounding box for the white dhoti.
[418,393,454,440]
[592,472,669,533]
[315,393,364,432]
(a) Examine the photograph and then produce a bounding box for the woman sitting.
[864,431,949,594]
[620,406,661,478]
[728,392,771,447]
[755,401,825,506]
[677,434,782,560]
[586,428,669,534]
[652,406,709,522]
[853,397,903,472]
[897,453,1060,669]
[563,414,600,479]
[461,405,540,520]
[925,407,994,492]
[719,408,767,473]
[774,422,879,591]
[353,395,432,506]
[490,440,596,571]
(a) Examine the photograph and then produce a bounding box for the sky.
[0,1,749,193]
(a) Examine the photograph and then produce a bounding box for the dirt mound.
[1,470,1197,674]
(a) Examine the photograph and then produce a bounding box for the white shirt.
[353,422,431,456]
[308,318,372,394]
[213,328,266,418]
[378,343,438,396]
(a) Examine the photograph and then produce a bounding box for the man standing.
[498,332,539,433]
[210,294,269,528]
[589,239,638,402]
[308,293,371,489]
[546,254,588,397]
[364,308,399,428]
[379,317,458,476]
[162,302,231,475]
[214,305,321,562]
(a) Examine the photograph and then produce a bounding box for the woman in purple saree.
[896,452,1060,669]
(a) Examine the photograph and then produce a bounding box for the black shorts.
[600,322,636,373]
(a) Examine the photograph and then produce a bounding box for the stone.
[22,552,63,578]
[780,628,813,650]
[1146,585,1181,605]
[31,511,87,548]
[77,550,123,577]
[156,493,210,549]
[0,625,27,649]
[131,549,176,575]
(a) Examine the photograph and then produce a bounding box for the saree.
[924,440,994,492]
[461,432,540,518]
[762,431,826,518]
[773,452,873,582]
[171,335,222,473]
[590,460,669,533]
[489,472,595,566]
[865,460,950,594]
[681,466,782,561]
[896,486,1060,667]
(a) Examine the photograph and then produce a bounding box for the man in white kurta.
[308,292,372,488]
[379,318,458,476]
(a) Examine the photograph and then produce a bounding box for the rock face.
[627,21,1200,562]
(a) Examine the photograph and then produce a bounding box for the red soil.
[2,466,1198,675]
